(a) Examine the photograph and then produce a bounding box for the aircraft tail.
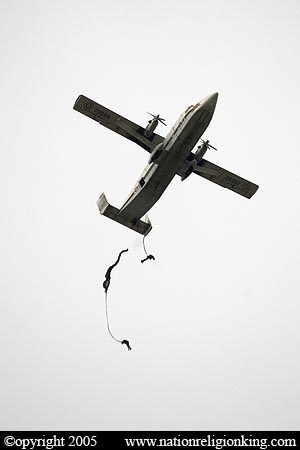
[96,193,152,236]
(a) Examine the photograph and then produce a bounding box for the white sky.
[1,0,300,430]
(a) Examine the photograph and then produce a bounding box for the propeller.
[146,111,167,126]
[200,139,219,151]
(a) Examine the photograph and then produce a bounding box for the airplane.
[73,93,258,236]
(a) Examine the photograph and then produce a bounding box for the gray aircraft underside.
[73,93,259,235]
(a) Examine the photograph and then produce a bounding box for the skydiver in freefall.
[103,249,129,293]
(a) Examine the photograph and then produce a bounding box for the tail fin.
[96,193,152,236]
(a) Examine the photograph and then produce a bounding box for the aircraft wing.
[193,158,259,199]
[73,95,164,153]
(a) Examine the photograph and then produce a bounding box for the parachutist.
[121,339,132,351]
[103,249,128,293]
[141,254,155,264]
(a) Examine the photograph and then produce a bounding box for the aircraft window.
[185,105,194,113]
[139,178,145,187]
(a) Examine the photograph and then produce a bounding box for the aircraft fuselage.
[120,93,218,220]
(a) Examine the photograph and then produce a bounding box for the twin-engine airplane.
[73,93,258,235]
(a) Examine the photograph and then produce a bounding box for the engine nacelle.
[181,141,212,181]
[195,143,208,160]
[144,119,158,138]
[148,143,167,165]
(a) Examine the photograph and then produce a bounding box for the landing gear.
[181,160,197,181]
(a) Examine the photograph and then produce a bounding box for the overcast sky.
[1,0,300,431]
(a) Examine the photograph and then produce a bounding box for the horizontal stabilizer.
[96,193,152,236]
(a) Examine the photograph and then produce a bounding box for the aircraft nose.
[202,92,218,112]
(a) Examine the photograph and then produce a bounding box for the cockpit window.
[185,105,194,113]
